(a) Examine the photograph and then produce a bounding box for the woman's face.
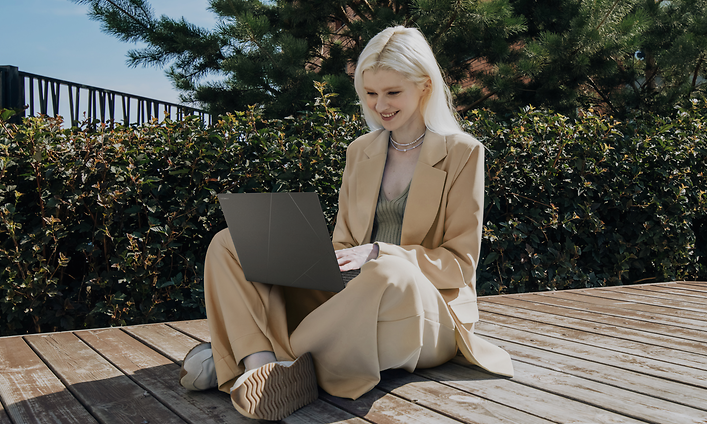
[362,68,428,136]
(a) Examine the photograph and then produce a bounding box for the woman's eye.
[388,91,400,96]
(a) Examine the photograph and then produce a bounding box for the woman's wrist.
[367,243,380,262]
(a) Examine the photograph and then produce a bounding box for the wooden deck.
[1,281,706,424]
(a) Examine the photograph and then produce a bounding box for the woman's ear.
[423,78,432,92]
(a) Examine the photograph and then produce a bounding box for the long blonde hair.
[354,26,463,135]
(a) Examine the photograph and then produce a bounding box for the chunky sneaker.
[230,352,318,420]
[179,343,218,391]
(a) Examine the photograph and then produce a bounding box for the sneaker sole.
[231,352,318,420]
[179,343,215,390]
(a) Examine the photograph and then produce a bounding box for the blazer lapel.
[401,131,448,245]
[354,131,388,244]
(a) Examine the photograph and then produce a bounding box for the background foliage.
[71,0,706,118]
[0,87,361,335]
[471,102,707,294]
[1,96,706,336]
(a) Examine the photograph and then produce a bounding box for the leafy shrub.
[1,94,705,335]
[470,101,707,295]
[0,86,363,335]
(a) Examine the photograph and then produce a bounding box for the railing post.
[2,67,211,127]
[0,65,25,123]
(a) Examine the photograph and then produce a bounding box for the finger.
[339,262,359,272]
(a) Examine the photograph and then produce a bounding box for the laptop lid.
[217,192,346,292]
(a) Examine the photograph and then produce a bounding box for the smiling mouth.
[381,111,398,119]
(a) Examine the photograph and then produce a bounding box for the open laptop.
[217,192,359,292]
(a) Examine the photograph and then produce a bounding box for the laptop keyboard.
[341,269,361,286]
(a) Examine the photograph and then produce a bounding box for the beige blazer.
[332,129,514,378]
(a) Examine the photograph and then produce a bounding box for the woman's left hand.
[336,243,379,271]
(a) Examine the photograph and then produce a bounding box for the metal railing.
[0,66,212,127]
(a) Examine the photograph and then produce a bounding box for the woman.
[179,26,514,421]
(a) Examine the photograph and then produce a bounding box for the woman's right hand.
[335,244,379,271]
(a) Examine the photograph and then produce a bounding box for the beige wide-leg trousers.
[204,228,457,399]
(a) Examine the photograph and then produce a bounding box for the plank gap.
[477,333,707,413]
[483,296,707,347]
[478,306,707,367]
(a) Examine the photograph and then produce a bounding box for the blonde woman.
[179,25,514,421]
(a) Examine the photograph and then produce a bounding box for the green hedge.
[471,103,707,294]
[0,89,362,335]
[1,96,706,336]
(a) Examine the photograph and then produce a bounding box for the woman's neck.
[389,120,426,145]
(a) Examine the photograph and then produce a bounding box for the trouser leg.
[289,255,457,399]
[204,229,334,392]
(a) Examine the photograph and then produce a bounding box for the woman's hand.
[336,243,379,271]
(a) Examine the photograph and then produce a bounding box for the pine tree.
[71,0,526,117]
[72,0,706,118]
[506,0,706,115]
[625,0,707,113]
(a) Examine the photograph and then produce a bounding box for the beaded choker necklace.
[389,130,426,152]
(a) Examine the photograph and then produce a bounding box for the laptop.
[217,192,359,292]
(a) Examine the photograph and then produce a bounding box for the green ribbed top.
[371,183,410,245]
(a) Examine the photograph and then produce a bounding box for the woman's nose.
[376,97,387,111]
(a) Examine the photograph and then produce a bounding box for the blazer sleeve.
[376,140,484,291]
[331,143,358,251]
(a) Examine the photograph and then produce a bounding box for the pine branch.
[596,0,622,32]
[641,52,660,92]
[432,11,458,46]
[587,76,619,116]
[236,17,284,76]
[692,55,704,90]
[460,90,496,114]
[305,59,323,71]
[347,1,371,22]
[336,6,355,28]
[614,57,641,94]
[103,0,153,32]
[360,0,376,16]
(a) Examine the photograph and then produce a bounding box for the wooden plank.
[620,284,707,301]
[166,319,551,422]
[0,336,97,424]
[474,320,707,389]
[0,405,11,424]
[522,291,707,332]
[539,290,707,323]
[623,283,707,300]
[672,281,707,293]
[123,323,202,363]
[479,334,707,410]
[283,393,370,424]
[378,369,553,424]
[478,301,707,368]
[25,332,186,424]
[123,322,361,424]
[417,362,646,423]
[458,340,707,423]
[576,287,707,313]
[75,328,250,424]
[464,358,707,424]
[168,320,211,342]
[321,387,465,424]
[483,296,707,346]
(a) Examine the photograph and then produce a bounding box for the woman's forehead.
[362,68,411,89]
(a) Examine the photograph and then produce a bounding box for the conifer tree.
[73,0,705,118]
[506,0,706,115]
[71,0,526,117]
[624,0,707,113]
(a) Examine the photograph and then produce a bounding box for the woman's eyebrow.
[363,85,403,92]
